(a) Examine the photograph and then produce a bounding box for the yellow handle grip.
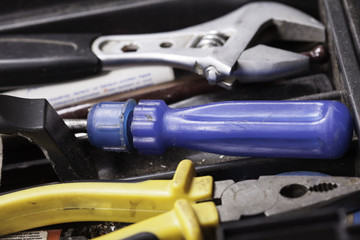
[0,160,213,236]
[93,199,219,240]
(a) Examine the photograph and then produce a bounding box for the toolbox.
[0,0,360,239]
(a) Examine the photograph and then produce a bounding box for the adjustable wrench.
[0,2,325,88]
[92,1,325,87]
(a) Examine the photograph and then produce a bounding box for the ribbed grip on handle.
[87,100,136,151]
[131,100,169,154]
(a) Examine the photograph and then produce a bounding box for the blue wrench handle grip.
[131,100,352,158]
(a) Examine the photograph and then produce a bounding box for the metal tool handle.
[0,34,101,88]
[130,100,353,158]
[92,2,325,84]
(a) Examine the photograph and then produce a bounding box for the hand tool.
[169,74,334,108]
[57,74,220,119]
[2,160,360,240]
[86,100,353,159]
[0,2,325,88]
[3,66,174,109]
[0,95,98,181]
[57,73,331,119]
[277,170,360,226]
[216,171,360,240]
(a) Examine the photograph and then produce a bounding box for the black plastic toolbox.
[0,0,360,238]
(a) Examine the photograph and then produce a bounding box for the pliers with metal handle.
[2,160,360,240]
[0,2,325,88]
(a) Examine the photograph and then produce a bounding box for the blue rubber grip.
[131,100,353,158]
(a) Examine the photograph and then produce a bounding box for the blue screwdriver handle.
[87,100,353,159]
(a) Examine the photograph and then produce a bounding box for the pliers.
[1,160,360,240]
[0,2,325,88]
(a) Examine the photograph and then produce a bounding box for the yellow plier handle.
[94,200,219,240]
[0,160,213,236]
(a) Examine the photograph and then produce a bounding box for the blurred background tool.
[0,2,324,88]
[57,74,221,119]
[3,66,174,109]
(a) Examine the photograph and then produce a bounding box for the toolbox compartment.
[0,0,360,238]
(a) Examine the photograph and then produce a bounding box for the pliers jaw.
[215,176,360,222]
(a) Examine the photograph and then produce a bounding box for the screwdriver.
[86,100,353,158]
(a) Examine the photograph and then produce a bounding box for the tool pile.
[0,0,360,239]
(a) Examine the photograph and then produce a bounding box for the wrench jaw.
[272,19,326,43]
[91,2,326,87]
[232,45,310,84]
